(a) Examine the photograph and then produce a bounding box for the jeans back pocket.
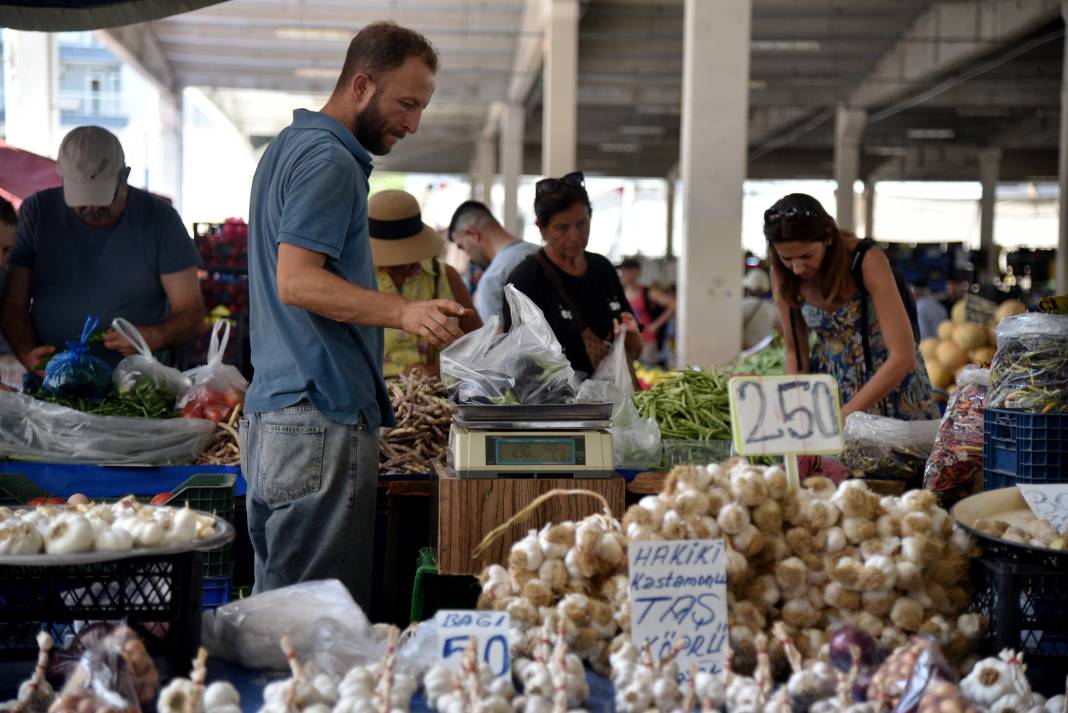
[257,424,327,507]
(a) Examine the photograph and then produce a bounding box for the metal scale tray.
[454,402,613,431]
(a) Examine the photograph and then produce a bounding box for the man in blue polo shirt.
[244,20,466,608]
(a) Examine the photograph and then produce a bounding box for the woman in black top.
[503,172,641,377]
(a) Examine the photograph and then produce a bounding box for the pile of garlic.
[972,516,1067,551]
[960,650,1065,713]
[0,496,217,556]
[424,638,514,712]
[477,511,627,671]
[0,632,54,713]
[512,622,589,712]
[609,638,724,712]
[158,648,241,713]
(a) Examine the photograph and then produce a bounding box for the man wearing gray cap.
[1,126,205,370]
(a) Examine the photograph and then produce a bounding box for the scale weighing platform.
[449,402,614,479]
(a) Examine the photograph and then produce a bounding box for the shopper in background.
[447,200,539,321]
[617,257,675,367]
[504,171,641,378]
[1,127,204,373]
[741,267,780,350]
[0,198,17,392]
[765,193,939,421]
[940,272,968,314]
[913,277,948,342]
[243,22,467,609]
[372,189,481,378]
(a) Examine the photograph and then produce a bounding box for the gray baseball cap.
[57,126,126,207]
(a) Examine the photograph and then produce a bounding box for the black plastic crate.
[970,557,1068,696]
[983,408,1068,489]
[0,551,203,677]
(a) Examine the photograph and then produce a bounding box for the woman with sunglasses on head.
[503,171,642,379]
[765,193,939,421]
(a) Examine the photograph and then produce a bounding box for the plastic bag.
[177,319,248,422]
[923,366,988,503]
[440,285,577,405]
[312,618,438,678]
[841,412,940,483]
[0,391,215,464]
[48,622,156,712]
[111,318,191,405]
[989,312,1068,413]
[591,328,635,396]
[202,579,372,671]
[42,314,113,401]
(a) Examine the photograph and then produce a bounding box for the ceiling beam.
[97,24,177,93]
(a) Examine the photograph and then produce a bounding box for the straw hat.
[368,190,445,267]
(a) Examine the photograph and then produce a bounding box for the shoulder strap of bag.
[534,250,589,333]
[432,258,441,300]
[850,238,876,378]
[788,308,805,372]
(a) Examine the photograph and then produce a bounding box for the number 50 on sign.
[728,374,844,457]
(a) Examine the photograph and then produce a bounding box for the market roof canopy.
[0,0,227,31]
[0,140,60,210]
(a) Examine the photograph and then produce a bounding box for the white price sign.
[628,539,729,678]
[728,374,844,457]
[1017,484,1068,535]
[434,610,511,679]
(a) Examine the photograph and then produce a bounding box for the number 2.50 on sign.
[728,374,844,457]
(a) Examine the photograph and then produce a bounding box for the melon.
[951,299,967,325]
[919,338,940,363]
[988,326,998,346]
[952,323,988,351]
[994,299,1026,324]
[936,340,968,371]
[927,360,954,390]
[970,346,996,366]
[937,320,955,341]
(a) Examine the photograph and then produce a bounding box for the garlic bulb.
[0,521,44,555]
[95,526,134,552]
[44,514,95,555]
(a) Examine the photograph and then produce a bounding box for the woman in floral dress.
[764,193,939,421]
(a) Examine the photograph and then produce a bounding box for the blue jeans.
[240,401,378,612]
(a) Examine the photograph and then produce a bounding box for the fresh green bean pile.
[729,338,786,375]
[633,368,732,441]
[34,376,178,419]
[989,333,1068,414]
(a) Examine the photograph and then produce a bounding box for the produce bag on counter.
[177,319,248,422]
[578,331,661,468]
[988,312,1068,413]
[923,366,988,503]
[111,318,191,406]
[41,314,113,401]
[440,284,577,405]
[0,391,215,465]
[48,622,155,712]
[841,412,940,483]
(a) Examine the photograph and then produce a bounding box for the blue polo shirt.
[246,109,394,428]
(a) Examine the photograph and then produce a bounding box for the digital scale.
[449,402,615,479]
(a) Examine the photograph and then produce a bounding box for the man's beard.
[354,93,394,155]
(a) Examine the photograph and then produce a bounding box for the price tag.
[434,610,511,679]
[1038,293,1068,315]
[1017,484,1068,535]
[628,539,728,678]
[964,293,998,325]
[728,375,844,457]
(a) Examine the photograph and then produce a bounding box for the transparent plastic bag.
[0,391,215,464]
[591,329,635,397]
[440,285,577,405]
[988,312,1068,413]
[111,318,191,405]
[202,579,371,671]
[842,412,940,482]
[42,314,113,401]
[312,618,438,678]
[577,377,661,469]
[48,622,153,713]
[923,366,989,503]
[177,320,248,422]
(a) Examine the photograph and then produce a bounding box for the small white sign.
[434,610,511,679]
[964,293,998,325]
[628,539,729,677]
[728,374,844,457]
[1018,484,1068,535]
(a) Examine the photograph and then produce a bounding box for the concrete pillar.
[158,90,183,213]
[863,180,876,239]
[978,147,1001,285]
[834,104,867,233]
[477,135,496,204]
[500,102,525,237]
[665,176,676,259]
[541,0,579,177]
[2,30,59,157]
[1058,3,1068,295]
[677,0,750,366]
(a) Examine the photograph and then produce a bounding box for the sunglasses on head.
[535,171,585,197]
[763,206,820,224]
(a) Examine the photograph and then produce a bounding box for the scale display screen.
[486,435,585,466]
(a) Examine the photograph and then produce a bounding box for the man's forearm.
[1,310,40,370]
[144,306,206,351]
[279,263,408,329]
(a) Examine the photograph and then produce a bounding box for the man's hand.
[103,325,155,356]
[19,345,55,376]
[399,299,467,348]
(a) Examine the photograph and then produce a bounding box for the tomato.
[150,492,172,506]
[28,496,65,506]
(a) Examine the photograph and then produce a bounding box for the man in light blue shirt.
[913,278,948,342]
[448,201,540,321]
[244,21,466,608]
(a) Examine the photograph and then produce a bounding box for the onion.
[828,625,883,672]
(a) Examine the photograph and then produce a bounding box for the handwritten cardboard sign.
[435,610,511,678]
[728,374,844,457]
[1039,293,1068,315]
[1018,484,1068,535]
[628,539,728,676]
[964,293,998,325]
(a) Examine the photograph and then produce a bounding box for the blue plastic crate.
[983,408,1068,489]
[202,575,232,610]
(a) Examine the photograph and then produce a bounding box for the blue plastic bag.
[42,314,114,400]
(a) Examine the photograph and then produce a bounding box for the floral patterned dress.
[801,291,940,420]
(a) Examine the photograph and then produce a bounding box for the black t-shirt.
[502,249,634,376]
